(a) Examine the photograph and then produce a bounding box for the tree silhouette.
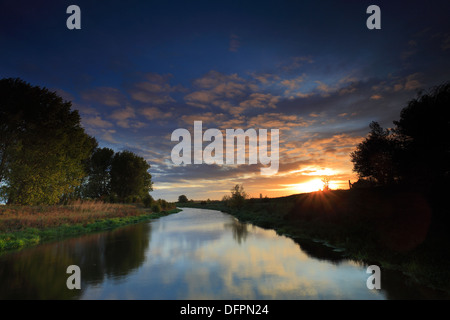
[393,82,450,190]
[321,176,330,191]
[351,82,450,191]
[350,121,401,186]
[229,184,247,209]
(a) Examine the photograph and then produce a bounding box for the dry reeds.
[0,200,143,233]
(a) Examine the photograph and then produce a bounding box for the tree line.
[0,78,154,206]
[350,82,450,223]
[351,82,450,192]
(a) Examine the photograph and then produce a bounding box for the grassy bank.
[0,200,181,253]
[179,188,450,294]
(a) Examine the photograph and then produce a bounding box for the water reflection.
[0,208,448,299]
[224,218,249,244]
[294,239,347,265]
[0,222,152,299]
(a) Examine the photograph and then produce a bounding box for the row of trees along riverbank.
[0,78,164,209]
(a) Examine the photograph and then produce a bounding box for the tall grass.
[0,200,180,252]
[0,200,151,233]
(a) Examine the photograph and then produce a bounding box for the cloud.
[180,112,228,126]
[238,93,279,110]
[128,72,183,104]
[403,73,422,91]
[279,74,308,98]
[370,94,383,100]
[184,71,248,112]
[373,73,423,93]
[192,70,245,89]
[52,88,75,102]
[139,107,173,120]
[82,115,114,129]
[184,90,218,109]
[246,113,311,130]
[101,129,118,144]
[110,106,146,129]
[314,75,359,97]
[251,73,281,85]
[280,75,306,91]
[81,87,125,107]
[279,56,314,72]
[110,106,135,121]
[185,70,280,115]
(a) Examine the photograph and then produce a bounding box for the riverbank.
[0,200,181,253]
[179,188,450,295]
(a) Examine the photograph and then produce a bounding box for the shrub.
[151,203,161,213]
[142,194,154,208]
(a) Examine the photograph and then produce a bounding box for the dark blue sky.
[1,0,450,200]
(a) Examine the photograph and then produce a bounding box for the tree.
[0,78,97,205]
[142,193,154,208]
[110,150,153,202]
[83,147,115,199]
[351,82,450,191]
[321,176,330,191]
[178,195,188,203]
[229,184,247,209]
[393,83,450,189]
[350,121,401,186]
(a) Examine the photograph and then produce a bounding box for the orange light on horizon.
[288,179,324,193]
[285,178,342,194]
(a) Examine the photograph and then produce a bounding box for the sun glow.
[286,177,342,194]
[289,179,325,193]
[290,167,338,176]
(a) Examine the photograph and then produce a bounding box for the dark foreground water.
[0,208,446,299]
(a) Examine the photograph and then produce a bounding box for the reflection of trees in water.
[0,222,152,299]
[81,223,151,284]
[294,238,346,265]
[224,219,249,245]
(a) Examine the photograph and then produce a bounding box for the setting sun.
[290,179,324,193]
[285,176,342,194]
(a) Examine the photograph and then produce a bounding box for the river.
[0,207,445,299]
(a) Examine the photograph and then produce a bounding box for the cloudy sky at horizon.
[1,0,450,201]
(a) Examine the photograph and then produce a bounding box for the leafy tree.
[0,78,97,205]
[83,147,115,199]
[178,195,188,203]
[142,193,154,208]
[110,150,153,202]
[229,184,247,209]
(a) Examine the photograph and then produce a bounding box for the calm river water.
[0,208,445,299]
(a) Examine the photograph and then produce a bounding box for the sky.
[1,0,450,201]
